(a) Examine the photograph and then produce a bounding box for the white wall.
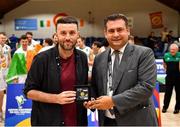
[3,0,179,38]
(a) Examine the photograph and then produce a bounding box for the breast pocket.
[127,69,134,73]
[123,69,137,85]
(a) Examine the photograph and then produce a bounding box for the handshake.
[83,96,115,110]
[75,85,115,110]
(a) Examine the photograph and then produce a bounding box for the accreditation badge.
[75,85,90,101]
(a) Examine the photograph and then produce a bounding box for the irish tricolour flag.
[6,47,37,84]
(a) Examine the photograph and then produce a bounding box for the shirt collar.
[110,42,128,55]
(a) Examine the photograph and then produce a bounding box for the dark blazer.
[24,46,88,126]
[91,43,158,126]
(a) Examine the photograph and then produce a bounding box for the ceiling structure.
[156,0,180,12]
[0,0,29,19]
[0,0,179,19]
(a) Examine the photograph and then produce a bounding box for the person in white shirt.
[38,38,54,53]
[0,32,10,122]
[76,36,91,59]
[26,32,40,49]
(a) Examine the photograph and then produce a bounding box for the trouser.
[104,116,117,126]
[163,76,180,110]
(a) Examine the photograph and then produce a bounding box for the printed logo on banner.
[7,95,31,116]
[156,62,165,74]
[155,59,166,84]
[15,95,27,109]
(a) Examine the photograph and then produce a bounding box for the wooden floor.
[0,91,180,126]
[160,91,180,126]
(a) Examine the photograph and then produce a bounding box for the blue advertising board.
[155,59,166,84]
[5,84,32,126]
[87,109,99,126]
[15,19,37,30]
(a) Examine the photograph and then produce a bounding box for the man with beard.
[24,16,88,126]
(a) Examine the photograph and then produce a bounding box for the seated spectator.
[161,27,168,42]
[147,32,158,50]
[166,30,176,44]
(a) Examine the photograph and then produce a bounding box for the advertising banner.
[5,84,32,126]
[152,82,161,126]
[87,109,99,126]
[15,19,37,30]
[149,12,163,29]
[156,59,166,84]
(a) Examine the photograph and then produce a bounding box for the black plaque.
[75,85,90,101]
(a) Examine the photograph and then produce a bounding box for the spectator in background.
[26,32,39,47]
[9,34,18,44]
[15,38,21,49]
[0,35,7,122]
[128,35,135,44]
[6,35,37,84]
[9,34,19,56]
[89,41,102,65]
[162,43,180,114]
[88,41,102,81]
[165,30,176,45]
[161,27,168,42]
[161,27,169,54]
[52,33,58,45]
[147,32,157,51]
[26,32,42,52]
[174,40,180,51]
[99,39,109,53]
[1,33,11,45]
[0,32,11,70]
[76,36,91,59]
[38,38,54,53]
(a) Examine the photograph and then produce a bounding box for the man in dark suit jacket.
[85,13,158,126]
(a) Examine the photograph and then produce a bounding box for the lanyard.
[108,56,113,92]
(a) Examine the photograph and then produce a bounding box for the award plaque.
[75,85,90,101]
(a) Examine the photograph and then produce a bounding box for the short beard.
[59,42,76,51]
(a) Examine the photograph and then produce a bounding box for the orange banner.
[80,19,84,27]
[149,12,163,29]
[46,20,51,27]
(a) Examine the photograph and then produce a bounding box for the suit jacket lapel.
[113,44,134,93]
[101,48,110,95]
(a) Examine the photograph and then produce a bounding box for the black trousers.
[104,116,117,126]
[163,76,180,110]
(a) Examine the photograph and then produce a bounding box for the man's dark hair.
[20,35,28,40]
[0,32,6,36]
[25,32,33,36]
[78,36,85,41]
[93,41,102,48]
[44,38,53,46]
[52,33,57,38]
[56,16,78,31]
[104,13,128,29]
